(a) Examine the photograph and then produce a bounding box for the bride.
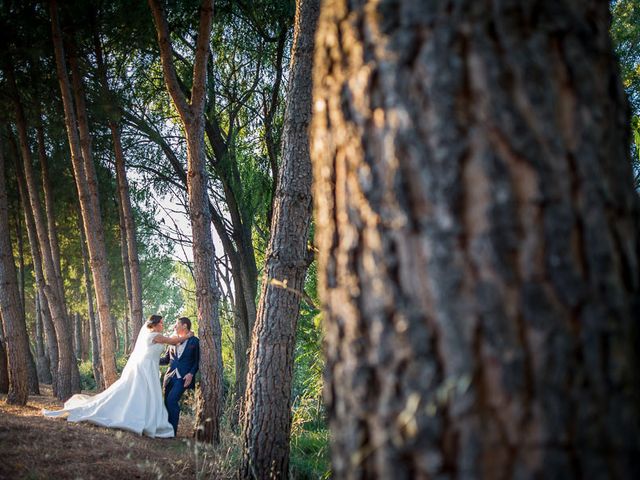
[43,314,190,438]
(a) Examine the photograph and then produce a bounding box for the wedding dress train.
[43,329,174,438]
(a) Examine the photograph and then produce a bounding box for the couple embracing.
[43,315,199,438]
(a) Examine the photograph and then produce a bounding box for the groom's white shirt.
[174,338,188,378]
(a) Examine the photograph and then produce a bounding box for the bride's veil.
[123,325,154,370]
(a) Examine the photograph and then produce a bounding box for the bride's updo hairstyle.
[146,314,163,330]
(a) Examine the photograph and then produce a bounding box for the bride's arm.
[152,332,193,345]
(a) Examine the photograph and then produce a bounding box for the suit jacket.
[159,336,200,390]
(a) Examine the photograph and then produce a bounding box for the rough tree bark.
[16,162,59,393]
[112,123,142,348]
[116,193,133,351]
[0,139,29,405]
[49,0,118,387]
[240,0,319,477]
[7,66,79,400]
[14,209,25,323]
[12,209,39,395]
[81,316,90,361]
[0,333,8,394]
[25,337,40,395]
[36,115,65,308]
[312,1,640,478]
[74,312,82,361]
[93,26,144,346]
[35,292,52,384]
[148,0,223,443]
[77,207,103,390]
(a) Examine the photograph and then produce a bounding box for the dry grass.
[0,385,199,479]
[0,386,328,479]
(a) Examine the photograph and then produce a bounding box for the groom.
[159,317,200,436]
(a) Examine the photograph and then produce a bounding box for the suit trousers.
[164,375,186,436]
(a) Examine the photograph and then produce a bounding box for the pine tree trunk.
[14,211,25,322]
[92,19,144,346]
[312,1,640,477]
[69,47,118,385]
[0,334,8,394]
[149,0,223,443]
[188,129,224,443]
[35,293,52,384]
[78,202,102,390]
[25,342,39,396]
[18,170,59,394]
[115,176,133,352]
[7,66,78,400]
[37,119,65,310]
[49,0,118,387]
[232,272,250,412]
[0,139,29,405]
[12,204,39,395]
[18,180,60,398]
[12,124,58,392]
[240,0,319,476]
[74,312,82,361]
[81,316,89,361]
[41,295,58,389]
[112,123,143,347]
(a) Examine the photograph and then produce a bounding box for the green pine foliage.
[611,0,640,186]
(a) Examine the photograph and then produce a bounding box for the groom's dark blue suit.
[159,336,199,435]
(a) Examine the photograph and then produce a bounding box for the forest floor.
[0,385,205,480]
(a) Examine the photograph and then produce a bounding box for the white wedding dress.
[43,329,174,438]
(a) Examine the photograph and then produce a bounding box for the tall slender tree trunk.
[116,184,133,351]
[17,166,59,394]
[114,317,120,355]
[0,333,8,394]
[11,129,59,395]
[77,206,102,390]
[81,316,90,361]
[92,25,144,346]
[149,0,223,443]
[123,314,129,354]
[240,0,319,476]
[12,208,40,398]
[7,66,78,400]
[37,117,65,308]
[25,341,39,396]
[74,312,82,361]
[49,0,118,387]
[312,1,640,477]
[232,271,250,410]
[14,211,25,320]
[188,126,224,444]
[112,126,143,347]
[12,207,39,396]
[35,293,52,384]
[0,139,29,405]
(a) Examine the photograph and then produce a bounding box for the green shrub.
[78,360,96,391]
[290,427,331,479]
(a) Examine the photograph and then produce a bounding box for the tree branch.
[191,0,214,114]
[147,0,192,122]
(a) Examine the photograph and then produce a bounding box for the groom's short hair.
[178,317,191,331]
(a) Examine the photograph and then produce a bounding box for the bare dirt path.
[0,386,199,479]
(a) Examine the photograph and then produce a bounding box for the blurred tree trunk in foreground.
[312,0,640,477]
